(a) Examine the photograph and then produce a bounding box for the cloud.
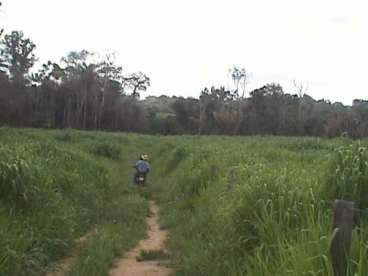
[1,0,367,105]
[331,16,348,24]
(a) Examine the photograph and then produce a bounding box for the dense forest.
[1,26,368,137]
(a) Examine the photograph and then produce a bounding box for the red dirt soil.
[109,200,172,276]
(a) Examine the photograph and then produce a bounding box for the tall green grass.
[3,128,368,276]
[150,135,368,275]
[0,128,148,275]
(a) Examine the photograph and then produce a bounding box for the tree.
[95,54,124,129]
[199,87,238,134]
[32,61,63,83]
[230,67,248,134]
[230,67,247,98]
[0,31,37,83]
[49,50,99,129]
[0,2,3,38]
[123,72,150,97]
[248,83,285,134]
[293,80,309,135]
[171,97,200,133]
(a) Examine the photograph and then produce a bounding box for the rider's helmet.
[142,154,149,161]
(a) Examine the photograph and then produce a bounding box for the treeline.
[0,30,149,131]
[145,88,368,138]
[1,30,368,137]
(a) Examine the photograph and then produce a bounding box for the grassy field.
[1,128,368,275]
[0,128,149,275]
[149,135,368,276]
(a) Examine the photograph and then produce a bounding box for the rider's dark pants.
[134,171,147,183]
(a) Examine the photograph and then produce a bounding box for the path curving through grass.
[109,200,172,276]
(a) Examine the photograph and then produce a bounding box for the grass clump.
[324,143,368,208]
[0,148,33,209]
[89,141,122,160]
[55,129,74,142]
[136,250,171,262]
[165,144,189,173]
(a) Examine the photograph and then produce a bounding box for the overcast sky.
[2,0,367,104]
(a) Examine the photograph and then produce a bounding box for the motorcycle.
[135,173,147,186]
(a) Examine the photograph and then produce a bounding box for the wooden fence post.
[330,200,355,276]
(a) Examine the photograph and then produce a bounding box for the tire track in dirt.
[109,200,172,276]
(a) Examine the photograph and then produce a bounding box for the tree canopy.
[0,29,368,138]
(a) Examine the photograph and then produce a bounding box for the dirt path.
[109,200,172,276]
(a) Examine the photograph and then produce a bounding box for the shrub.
[0,149,34,209]
[55,130,73,142]
[89,142,121,160]
[136,250,170,262]
[166,145,189,173]
[324,143,368,208]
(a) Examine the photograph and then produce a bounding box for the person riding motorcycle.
[134,154,150,184]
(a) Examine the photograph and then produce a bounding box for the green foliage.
[150,136,368,276]
[67,194,148,276]
[4,129,368,276]
[0,30,36,81]
[136,250,171,262]
[324,143,368,208]
[165,144,189,173]
[0,149,33,209]
[0,129,147,275]
[55,129,73,142]
[280,137,329,151]
[88,141,122,160]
